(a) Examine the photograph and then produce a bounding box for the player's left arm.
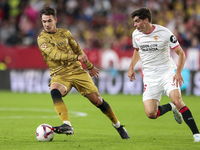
[67,31,94,70]
[173,45,186,87]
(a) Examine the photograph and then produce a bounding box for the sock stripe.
[179,106,189,114]
[156,109,161,118]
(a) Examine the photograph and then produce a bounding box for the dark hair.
[40,7,57,18]
[131,7,152,23]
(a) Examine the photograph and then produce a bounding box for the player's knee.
[86,92,102,106]
[171,97,185,110]
[94,99,103,106]
[146,112,157,119]
[97,99,110,113]
[51,89,62,103]
[93,94,103,106]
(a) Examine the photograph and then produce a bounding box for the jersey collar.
[45,29,57,34]
[142,25,155,35]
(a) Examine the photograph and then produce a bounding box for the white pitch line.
[0,107,87,119]
[0,116,59,119]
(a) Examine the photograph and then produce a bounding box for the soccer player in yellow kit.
[37,6,129,139]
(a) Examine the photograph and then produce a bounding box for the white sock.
[113,121,120,128]
[63,121,71,126]
[169,102,175,111]
[193,133,200,136]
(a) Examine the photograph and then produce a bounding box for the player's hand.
[88,67,99,79]
[127,68,136,82]
[78,54,88,63]
[173,72,185,87]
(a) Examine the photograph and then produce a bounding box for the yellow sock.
[104,106,118,124]
[98,100,118,124]
[54,99,70,122]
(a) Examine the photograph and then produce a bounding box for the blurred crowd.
[0,0,200,51]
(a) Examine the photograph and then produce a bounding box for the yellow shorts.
[49,68,98,96]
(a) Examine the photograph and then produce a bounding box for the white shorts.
[143,70,180,102]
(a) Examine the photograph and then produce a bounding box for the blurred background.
[0,0,200,95]
[1,0,200,49]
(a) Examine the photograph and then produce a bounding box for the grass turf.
[0,91,200,150]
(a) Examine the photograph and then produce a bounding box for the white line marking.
[0,107,87,119]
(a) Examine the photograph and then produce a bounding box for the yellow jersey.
[37,28,93,76]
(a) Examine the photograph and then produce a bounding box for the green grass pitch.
[0,91,200,150]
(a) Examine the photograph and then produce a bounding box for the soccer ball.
[35,124,54,142]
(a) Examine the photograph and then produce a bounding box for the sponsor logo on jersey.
[57,40,68,46]
[139,44,158,51]
[170,35,177,43]
[41,43,46,50]
[153,35,159,41]
[60,33,66,38]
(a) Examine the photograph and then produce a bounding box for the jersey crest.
[153,35,159,41]
[41,43,46,50]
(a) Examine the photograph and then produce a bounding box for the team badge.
[153,35,159,41]
[41,43,46,50]
[170,35,177,43]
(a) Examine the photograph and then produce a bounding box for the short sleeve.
[132,32,139,49]
[164,28,179,49]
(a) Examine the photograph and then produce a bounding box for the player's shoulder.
[37,30,49,40]
[132,29,140,37]
[37,30,50,45]
[154,24,178,43]
[154,24,171,33]
[57,28,71,34]
[57,28,72,37]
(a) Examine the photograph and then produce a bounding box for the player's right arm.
[127,48,140,82]
[66,30,94,70]
[37,36,78,62]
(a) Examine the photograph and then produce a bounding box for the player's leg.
[85,92,118,124]
[73,69,119,125]
[170,89,200,142]
[85,92,130,139]
[73,69,129,139]
[160,71,183,124]
[50,82,69,123]
[143,81,172,119]
[143,99,160,119]
[50,82,74,135]
[143,98,182,124]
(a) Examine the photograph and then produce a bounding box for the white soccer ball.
[35,124,54,142]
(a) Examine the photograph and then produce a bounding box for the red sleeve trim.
[133,47,139,50]
[172,44,180,50]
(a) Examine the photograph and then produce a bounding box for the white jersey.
[132,24,179,79]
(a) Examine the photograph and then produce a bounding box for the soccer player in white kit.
[127,7,200,142]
